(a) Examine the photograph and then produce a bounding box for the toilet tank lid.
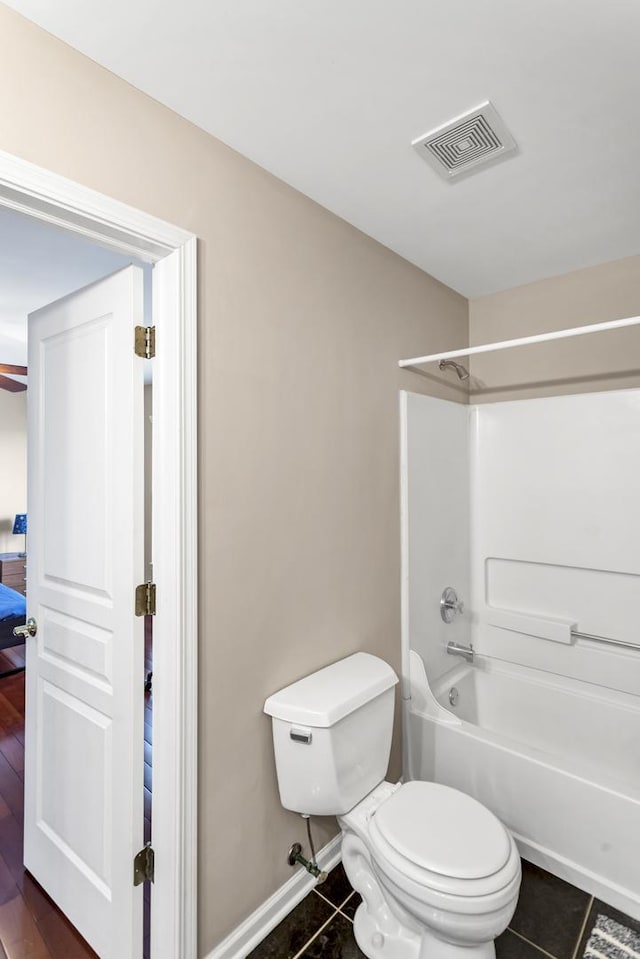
[264,653,398,727]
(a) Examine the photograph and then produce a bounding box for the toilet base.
[352,897,419,959]
[339,790,516,959]
[353,898,497,959]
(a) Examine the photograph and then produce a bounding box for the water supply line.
[305,814,317,866]
[287,815,327,884]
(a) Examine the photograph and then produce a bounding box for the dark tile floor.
[249,859,640,959]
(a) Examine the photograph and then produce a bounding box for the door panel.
[25,267,145,959]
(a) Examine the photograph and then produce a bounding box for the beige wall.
[0,390,27,554]
[469,256,640,401]
[0,7,468,952]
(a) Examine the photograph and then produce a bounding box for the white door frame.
[0,149,198,959]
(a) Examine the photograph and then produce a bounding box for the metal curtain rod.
[571,629,640,652]
[398,314,640,369]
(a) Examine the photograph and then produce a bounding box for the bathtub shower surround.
[400,389,640,921]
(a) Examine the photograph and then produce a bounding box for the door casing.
[0,149,198,959]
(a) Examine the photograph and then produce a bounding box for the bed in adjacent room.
[0,582,26,677]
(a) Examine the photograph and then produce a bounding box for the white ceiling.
[5,0,640,296]
[0,207,150,380]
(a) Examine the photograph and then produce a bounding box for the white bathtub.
[406,652,640,921]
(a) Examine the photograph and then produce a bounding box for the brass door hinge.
[135,582,156,617]
[134,325,156,359]
[133,843,154,885]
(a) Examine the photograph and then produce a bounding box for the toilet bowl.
[339,781,521,959]
[264,653,522,959]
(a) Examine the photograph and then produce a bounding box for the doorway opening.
[0,206,157,958]
[0,149,197,959]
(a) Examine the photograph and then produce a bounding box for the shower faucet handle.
[440,587,464,624]
[447,641,474,663]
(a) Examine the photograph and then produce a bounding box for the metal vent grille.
[412,101,516,180]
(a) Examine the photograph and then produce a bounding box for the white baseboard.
[205,834,343,959]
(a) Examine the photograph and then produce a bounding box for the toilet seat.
[367,781,521,907]
[373,781,511,879]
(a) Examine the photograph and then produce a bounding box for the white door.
[24,267,146,958]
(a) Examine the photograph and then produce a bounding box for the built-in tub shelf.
[486,609,639,651]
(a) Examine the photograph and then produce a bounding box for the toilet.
[264,652,521,959]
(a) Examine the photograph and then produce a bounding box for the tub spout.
[447,642,474,663]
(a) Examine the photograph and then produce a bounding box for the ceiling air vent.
[412,101,517,180]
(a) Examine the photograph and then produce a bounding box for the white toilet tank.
[264,653,398,816]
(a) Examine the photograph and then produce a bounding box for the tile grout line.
[338,890,356,922]
[313,888,355,913]
[571,896,595,959]
[291,908,340,959]
[506,926,563,959]
[313,889,337,910]
[314,885,358,923]
[338,909,354,924]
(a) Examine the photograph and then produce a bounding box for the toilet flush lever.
[290,729,312,745]
[440,587,464,624]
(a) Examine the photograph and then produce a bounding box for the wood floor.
[0,619,153,959]
[0,643,99,958]
[144,618,152,959]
